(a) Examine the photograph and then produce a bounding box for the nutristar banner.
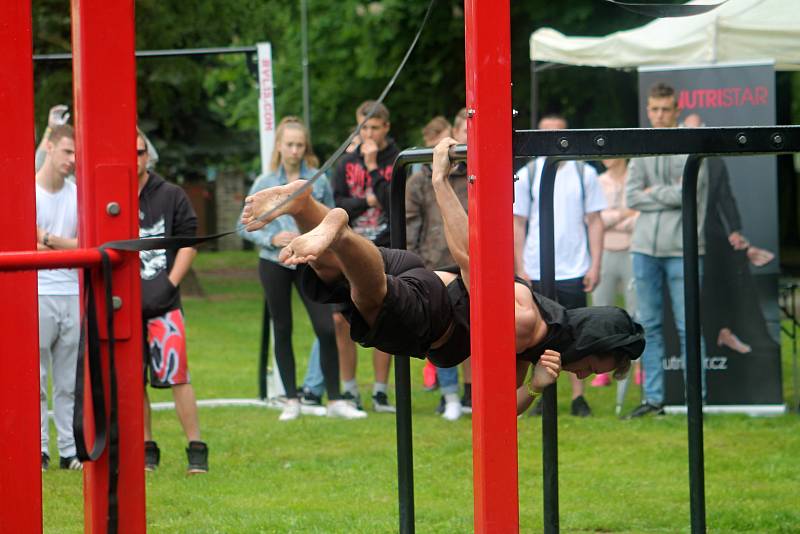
[638,61,783,412]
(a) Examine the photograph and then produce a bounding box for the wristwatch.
[43,232,51,247]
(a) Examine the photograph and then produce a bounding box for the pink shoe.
[423,360,438,391]
[590,373,611,387]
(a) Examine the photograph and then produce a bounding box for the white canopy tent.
[530,0,800,71]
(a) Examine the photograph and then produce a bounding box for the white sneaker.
[279,400,301,421]
[327,400,368,419]
[300,404,328,417]
[442,400,462,421]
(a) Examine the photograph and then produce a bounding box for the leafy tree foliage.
[31,0,798,182]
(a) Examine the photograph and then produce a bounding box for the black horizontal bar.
[33,46,258,62]
[513,126,800,159]
[391,145,468,166]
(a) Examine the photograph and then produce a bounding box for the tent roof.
[530,0,800,71]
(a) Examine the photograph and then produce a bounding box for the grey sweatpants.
[39,294,80,457]
[592,249,636,314]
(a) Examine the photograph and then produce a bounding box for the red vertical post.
[0,3,43,532]
[71,0,145,532]
[464,1,518,533]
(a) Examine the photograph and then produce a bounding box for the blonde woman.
[239,117,364,421]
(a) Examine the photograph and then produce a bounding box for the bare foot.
[717,327,752,354]
[279,208,349,265]
[746,246,775,268]
[241,180,311,231]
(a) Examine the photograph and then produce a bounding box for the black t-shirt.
[138,172,198,319]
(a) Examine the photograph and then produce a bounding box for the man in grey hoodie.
[623,82,708,418]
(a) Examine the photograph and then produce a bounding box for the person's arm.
[37,226,77,250]
[512,165,532,280]
[513,216,529,280]
[625,158,679,211]
[583,211,603,292]
[515,350,561,415]
[168,247,197,286]
[35,105,70,171]
[431,138,470,286]
[405,174,424,255]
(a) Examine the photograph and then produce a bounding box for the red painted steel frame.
[464,1,519,532]
[0,248,124,272]
[0,3,43,532]
[71,0,145,532]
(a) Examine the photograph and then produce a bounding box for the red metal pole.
[0,3,43,532]
[464,1,518,533]
[71,0,145,532]
[0,248,125,271]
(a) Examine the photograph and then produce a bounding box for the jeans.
[301,339,325,397]
[436,365,459,395]
[633,253,706,406]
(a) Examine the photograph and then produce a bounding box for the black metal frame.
[388,125,800,534]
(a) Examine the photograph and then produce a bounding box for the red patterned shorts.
[144,308,190,388]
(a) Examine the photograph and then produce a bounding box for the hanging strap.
[72,249,120,534]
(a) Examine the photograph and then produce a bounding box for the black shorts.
[298,248,453,357]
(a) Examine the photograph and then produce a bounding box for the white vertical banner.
[257,42,276,175]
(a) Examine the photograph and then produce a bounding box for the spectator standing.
[513,113,606,417]
[36,124,81,471]
[623,83,709,419]
[332,101,399,413]
[137,128,209,472]
[406,112,471,420]
[239,117,363,421]
[590,158,638,389]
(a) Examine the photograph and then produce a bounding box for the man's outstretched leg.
[280,207,387,327]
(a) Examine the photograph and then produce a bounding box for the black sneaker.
[623,402,665,420]
[144,441,160,472]
[372,392,396,413]
[41,452,50,472]
[59,456,83,471]
[300,389,323,407]
[435,396,446,415]
[341,391,365,412]
[461,395,472,414]
[186,441,208,474]
[527,397,544,417]
[570,395,592,417]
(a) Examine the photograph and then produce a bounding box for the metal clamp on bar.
[0,247,124,272]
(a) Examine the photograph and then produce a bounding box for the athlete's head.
[560,307,645,379]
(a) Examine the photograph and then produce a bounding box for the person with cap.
[241,138,645,412]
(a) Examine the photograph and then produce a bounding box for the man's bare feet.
[279,208,349,265]
[241,180,311,231]
[717,327,752,354]
[746,246,775,268]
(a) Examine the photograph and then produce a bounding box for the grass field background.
[41,250,800,533]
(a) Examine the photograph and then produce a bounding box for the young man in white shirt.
[512,114,607,417]
[35,124,81,471]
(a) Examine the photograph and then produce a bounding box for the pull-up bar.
[387,124,800,534]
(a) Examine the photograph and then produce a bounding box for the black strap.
[73,268,108,462]
[603,0,727,18]
[99,249,120,534]
[71,252,120,533]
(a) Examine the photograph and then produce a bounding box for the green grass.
[42,250,800,533]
